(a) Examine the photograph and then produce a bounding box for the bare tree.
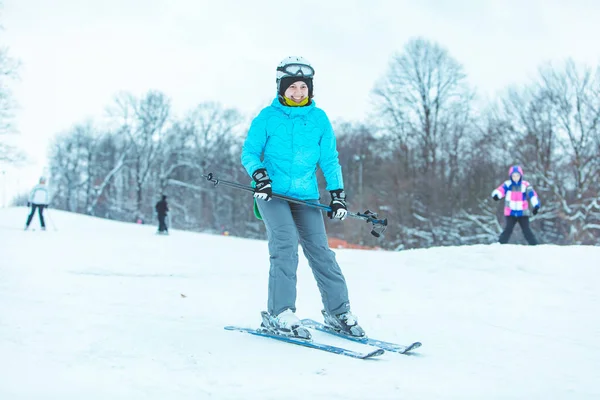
[108,90,171,220]
[168,102,246,232]
[372,37,474,211]
[0,23,24,163]
[373,38,472,171]
[85,132,132,217]
[538,61,600,243]
[367,37,483,248]
[48,125,96,212]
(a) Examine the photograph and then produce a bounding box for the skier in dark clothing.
[155,195,169,234]
[492,166,541,245]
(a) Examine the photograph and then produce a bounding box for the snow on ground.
[1,207,599,399]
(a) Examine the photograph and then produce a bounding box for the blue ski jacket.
[241,98,344,200]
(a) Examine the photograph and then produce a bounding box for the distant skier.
[155,195,169,234]
[492,165,540,245]
[25,176,50,231]
[241,56,364,340]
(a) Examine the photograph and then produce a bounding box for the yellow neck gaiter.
[283,96,309,107]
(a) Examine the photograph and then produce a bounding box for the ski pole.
[45,207,57,231]
[202,172,388,238]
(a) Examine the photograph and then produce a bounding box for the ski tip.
[223,326,258,332]
[401,342,422,354]
[363,348,385,359]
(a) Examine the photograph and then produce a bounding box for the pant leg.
[291,201,350,316]
[518,217,539,245]
[499,216,518,244]
[158,214,166,231]
[256,198,300,316]
[26,205,36,226]
[38,205,46,228]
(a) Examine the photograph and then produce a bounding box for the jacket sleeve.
[241,110,269,177]
[526,184,540,207]
[491,182,508,199]
[318,114,344,191]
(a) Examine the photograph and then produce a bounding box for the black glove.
[492,194,500,201]
[328,189,348,220]
[27,202,31,207]
[252,168,272,201]
[532,206,539,216]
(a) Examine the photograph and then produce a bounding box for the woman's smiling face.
[284,81,309,103]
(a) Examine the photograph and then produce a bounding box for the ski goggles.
[277,63,315,78]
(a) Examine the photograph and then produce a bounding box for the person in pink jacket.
[491,165,540,245]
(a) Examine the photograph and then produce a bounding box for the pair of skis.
[224,318,421,360]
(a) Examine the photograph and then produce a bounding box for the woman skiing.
[240,56,363,339]
[492,165,541,245]
[25,176,50,231]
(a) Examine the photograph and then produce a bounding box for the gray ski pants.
[256,197,351,317]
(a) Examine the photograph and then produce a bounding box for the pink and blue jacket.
[492,166,540,217]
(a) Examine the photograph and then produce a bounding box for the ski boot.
[322,309,366,338]
[260,310,311,340]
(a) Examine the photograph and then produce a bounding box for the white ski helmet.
[276,56,315,96]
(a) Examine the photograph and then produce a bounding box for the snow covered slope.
[1,207,598,399]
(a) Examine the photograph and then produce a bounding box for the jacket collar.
[271,97,315,116]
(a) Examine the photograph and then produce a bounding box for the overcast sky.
[1,0,600,204]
